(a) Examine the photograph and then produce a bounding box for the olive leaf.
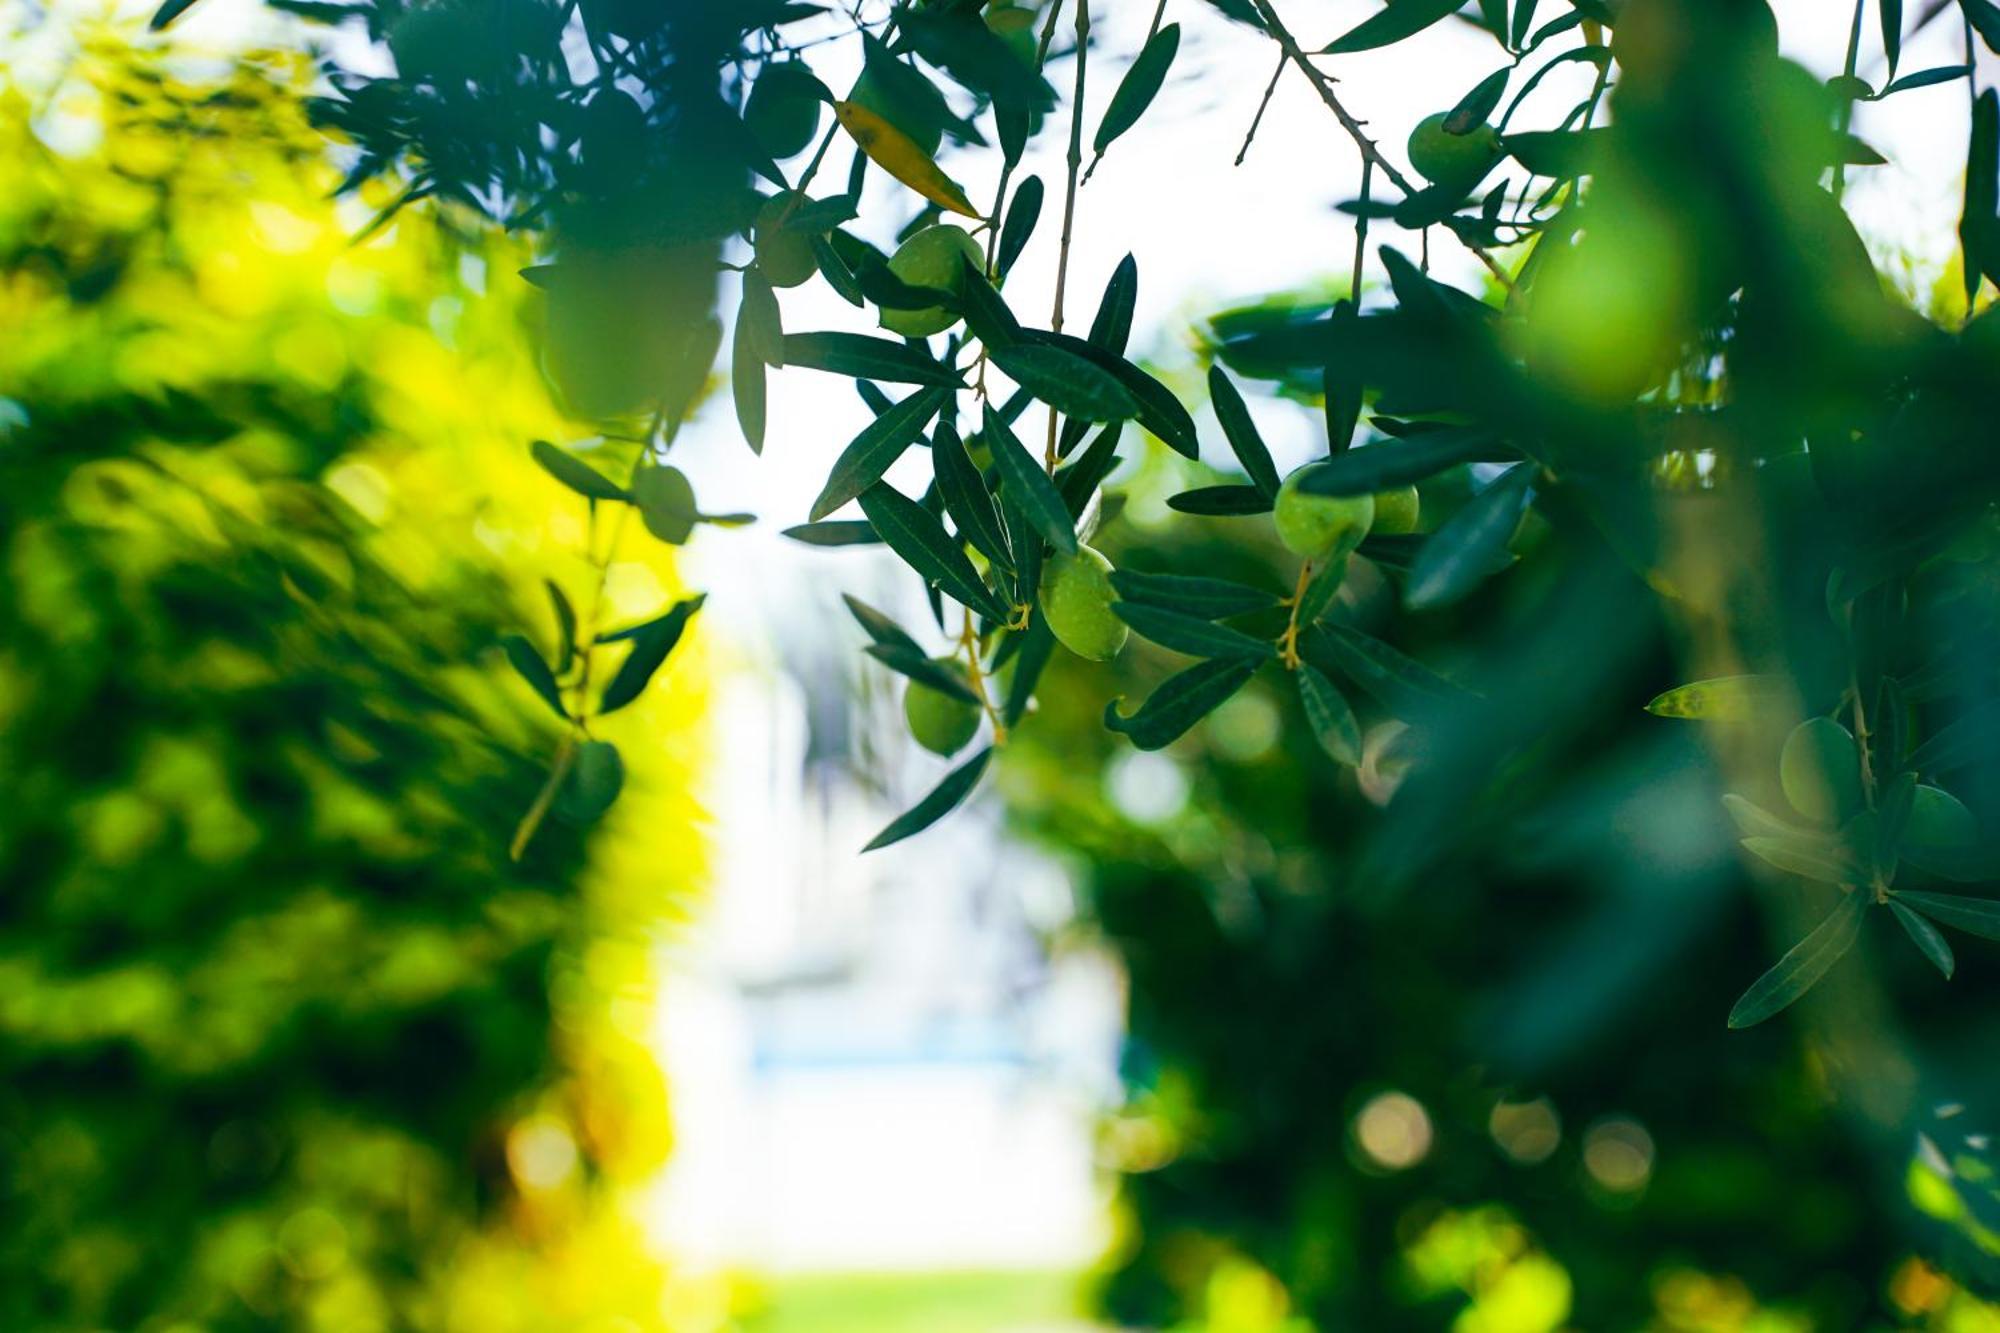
[732,318,767,454]
[1104,654,1263,750]
[1894,891,2000,940]
[1090,23,1181,170]
[1208,366,1281,498]
[865,642,983,704]
[997,174,1044,279]
[809,386,950,521]
[531,440,629,502]
[1298,663,1363,765]
[990,341,1141,422]
[1740,836,1865,886]
[984,401,1078,555]
[933,417,1013,570]
[864,745,994,851]
[1321,0,1463,54]
[634,465,699,544]
[1030,329,1199,459]
[1295,426,1514,495]
[1890,901,1955,979]
[843,593,923,655]
[784,331,962,385]
[1113,602,1276,660]
[1404,461,1534,611]
[1003,616,1057,727]
[1644,675,1791,721]
[1306,624,1466,706]
[858,483,1012,622]
[1293,556,1348,630]
[1446,67,1511,133]
[545,580,578,676]
[1109,570,1281,620]
[503,634,567,720]
[784,520,882,546]
[1727,891,1869,1029]
[1167,485,1273,516]
[598,595,704,715]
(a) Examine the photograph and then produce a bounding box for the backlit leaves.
[1727,891,1868,1028]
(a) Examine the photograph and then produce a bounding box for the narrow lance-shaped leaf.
[784,331,962,385]
[1168,485,1273,516]
[1296,426,1509,499]
[1298,663,1362,765]
[1109,570,1282,619]
[1890,901,1955,978]
[739,267,785,366]
[503,635,568,719]
[1114,602,1277,660]
[545,580,578,676]
[1404,461,1535,611]
[1726,891,1868,1029]
[1322,0,1464,54]
[865,642,983,704]
[990,341,1141,422]
[1033,329,1199,458]
[1306,624,1467,706]
[1324,300,1361,453]
[532,440,629,502]
[1089,23,1182,169]
[1058,256,1140,456]
[997,175,1044,280]
[598,596,704,715]
[1959,89,1996,301]
[1740,836,1865,885]
[1445,67,1511,133]
[1645,675,1792,721]
[1208,365,1281,497]
[1881,0,1903,76]
[1104,654,1263,751]
[954,255,1024,348]
[985,401,1078,555]
[843,593,923,655]
[784,520,882,547]
[1293,555,1348,630]
[1895,891,2000,941]
[733,314,767,454]
[933,417,1013,570]
[810,386,950,521]
[864,746,994,851]
[1004,616,1057,727]
[810,233,866,306]
[858,483,1012,622]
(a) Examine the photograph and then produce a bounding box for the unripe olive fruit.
[1779,717,1864,825]
[1039,546,1129,661]
[1907,784,1978,847]
[555,740,624,824]
[754,194,817,289]
[1406,112,1502,187]
[1274,464,1375,559]
[904,662,982,756]
[1371,485,1421,536]
[745,62,824,161]
[881,225,985,339]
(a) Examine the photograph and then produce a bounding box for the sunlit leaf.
[531,440,628,502]
[1890,901,1955,978]
[1645,675,1791,721]
[1726,891,1868,1028]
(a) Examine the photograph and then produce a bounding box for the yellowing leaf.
[834,100,980,218]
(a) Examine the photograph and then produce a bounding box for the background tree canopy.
[20,0,2000,1324]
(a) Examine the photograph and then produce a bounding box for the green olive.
[904,660,982,756]
[1274,464,1374,559]
[1907,784,1978,847]
[1406,112,1502,187]
[1371,485,1421,535]
[1039,546,1129,661]
[754,193,817,289]
[881,225,985,339]
[555,740,624,824]
[745,62,824,161]
[1779,717,1863,825]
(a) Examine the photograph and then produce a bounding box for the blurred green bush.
[0,30,703,1331]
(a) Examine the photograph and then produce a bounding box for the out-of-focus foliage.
[0,27,705,1330]
[1006,470,2000,1328]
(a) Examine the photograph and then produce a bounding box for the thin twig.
[1045,0,1090,470]
[1235,49,1286,166]
[1350,156,1372,305]
[1244,0,1516,293]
